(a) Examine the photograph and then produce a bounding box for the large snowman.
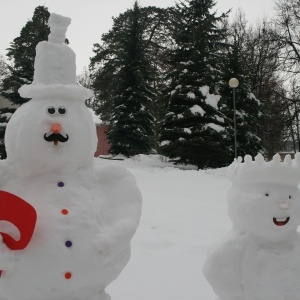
[0,13,141,300]
[203,153,300,300]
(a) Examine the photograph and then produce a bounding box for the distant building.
[89,109,111,156]
[95,124,110,156]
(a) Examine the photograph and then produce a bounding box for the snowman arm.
[94,163,142,255]
[95,162,142,225]
[203,235,245,298]
[95,218,139,255]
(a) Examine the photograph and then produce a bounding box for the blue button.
[58,182,64,187]
[65,241,72,248]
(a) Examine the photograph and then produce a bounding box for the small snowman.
[203,153,300,300]
[0,13,141,300]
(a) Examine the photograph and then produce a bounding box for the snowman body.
[0,164,138,300]
[203,155,300,300]
[0,13,141,300]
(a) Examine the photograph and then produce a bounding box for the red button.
[65,272,72,279]
[61,209,69,215]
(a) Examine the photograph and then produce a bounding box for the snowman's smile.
[44,133,69,145]
[273,217,290,226]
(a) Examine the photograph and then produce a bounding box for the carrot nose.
[51,123,61,134]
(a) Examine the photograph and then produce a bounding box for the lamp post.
[229,78,239,160]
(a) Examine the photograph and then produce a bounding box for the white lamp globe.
[229,78,239,88]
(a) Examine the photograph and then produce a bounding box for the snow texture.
[160,140,170,146]
[187,91,195,99]
[0,13,141,300]
[184,128,191,134]
[190,104,205,116]
[199,85,221,109]
[203,153,300,300]
[205,123,224,132]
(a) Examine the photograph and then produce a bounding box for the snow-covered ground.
[104,155,232,300]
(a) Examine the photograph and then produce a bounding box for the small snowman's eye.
[265,193,269,197]
[47,106,56,115]
[289,196,292,199]
[58,107,67,115]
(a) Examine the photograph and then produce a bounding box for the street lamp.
[229,78,239,160]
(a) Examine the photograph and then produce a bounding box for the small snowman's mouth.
[273,217,290,226]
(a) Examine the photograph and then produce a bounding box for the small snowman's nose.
[278,201,291,210]
[51,123,61,134]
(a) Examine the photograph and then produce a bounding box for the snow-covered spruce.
[0,13,141,300]
[203,153,300,300]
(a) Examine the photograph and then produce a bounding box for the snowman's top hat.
[228,153,300,186]
[18,13,93,100]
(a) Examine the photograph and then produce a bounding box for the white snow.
[199,85,221,109]
[89,108,102,125]
[214,115,224,123]
[160,140,170,146]
[184,128,191,134]
[96,155,230,300]
[190,104,205,116]
[249,92,261,105]
[3,10,300,300]
[187,91,196,99]
[205,123,224,132]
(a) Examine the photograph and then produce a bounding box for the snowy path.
[106,159,232,300]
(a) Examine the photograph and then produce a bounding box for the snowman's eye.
[289,196,292,199]
[58,107,67,115]
[47,106,56,115]
[265,193,269,197]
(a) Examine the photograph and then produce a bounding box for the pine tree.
[91,2,160,157]
[159,0,230,169]
[108,1,156,156]
[90,5,171,153]
[1,6,50,105]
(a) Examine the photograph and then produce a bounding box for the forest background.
[0,0,299,169]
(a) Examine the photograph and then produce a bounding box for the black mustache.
[44,133,69,143]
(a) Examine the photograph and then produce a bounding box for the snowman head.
[227,154,300,240]
[4,13,97,176]
[5,95,97,176]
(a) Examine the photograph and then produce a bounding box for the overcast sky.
[1,0,276,73]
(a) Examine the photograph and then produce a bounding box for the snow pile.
[101,154,198,171]
[203,153,300,300]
